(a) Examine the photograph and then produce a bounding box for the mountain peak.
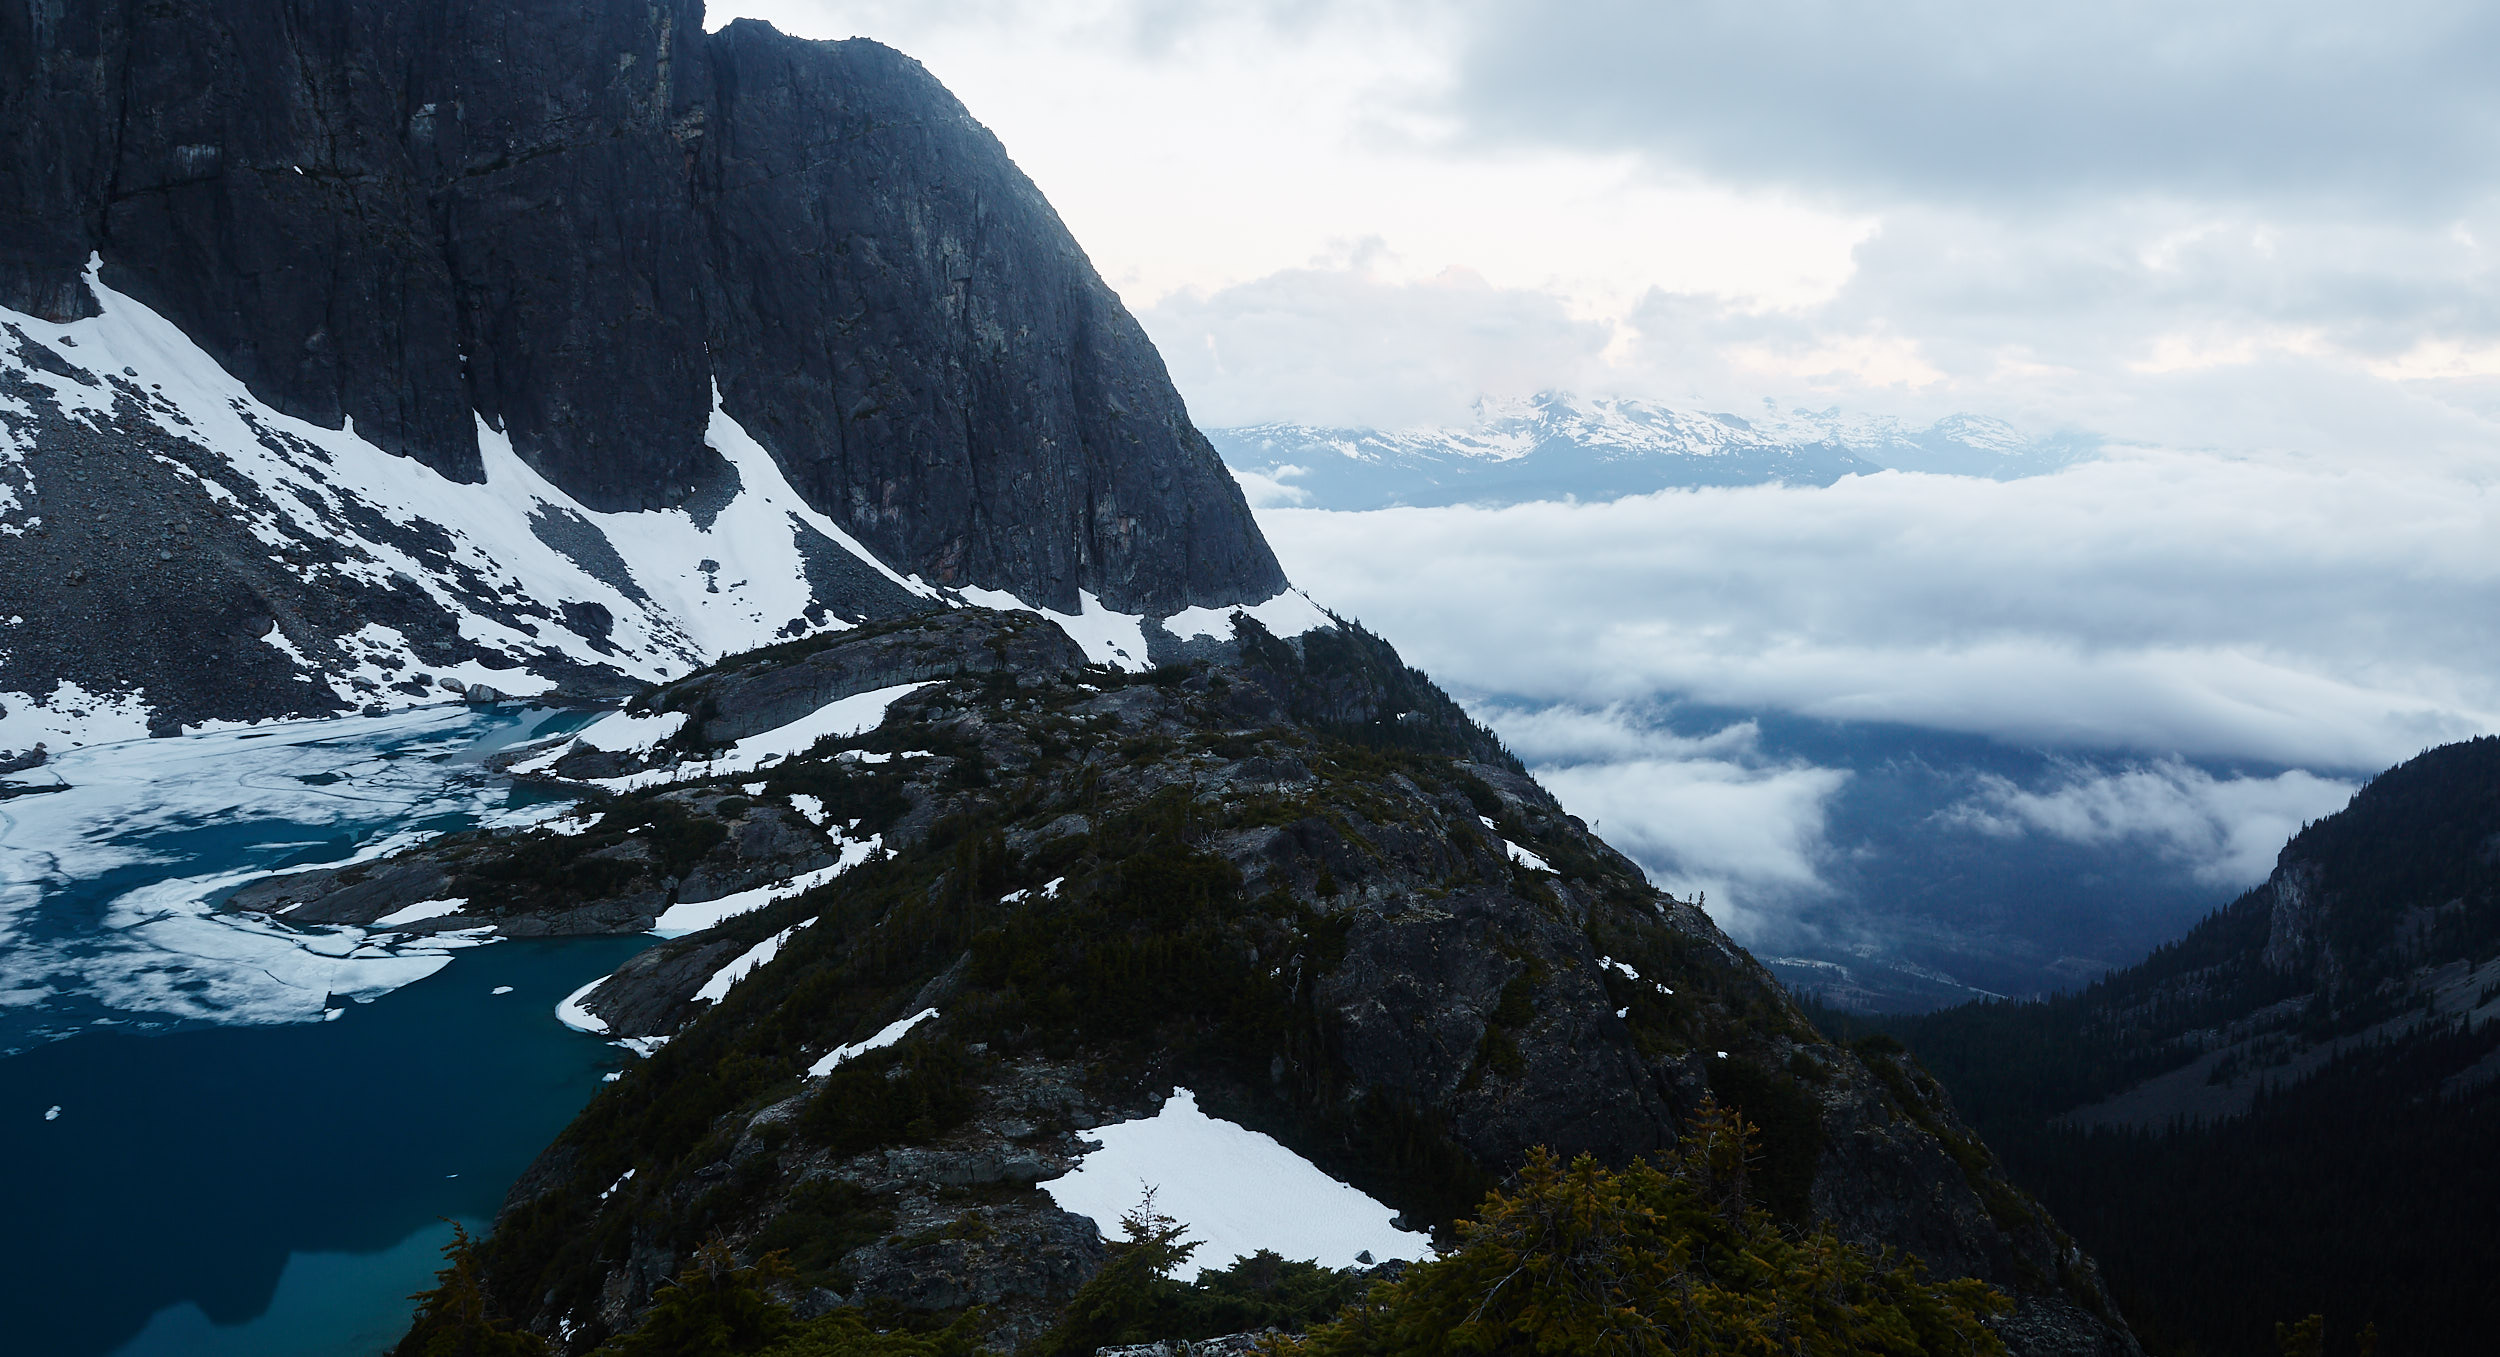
[0,0,1291,746]
[1212,393,2096,510]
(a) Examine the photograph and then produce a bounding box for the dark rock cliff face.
[0,0,1280,615]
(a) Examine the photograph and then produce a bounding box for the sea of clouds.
[1256,451,2499,984]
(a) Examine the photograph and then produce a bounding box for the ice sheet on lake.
[1043,1088,1431,1276]
[0,706,578,1054]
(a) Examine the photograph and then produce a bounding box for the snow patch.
[692,920,813,1004]
[369,898,466,928]
[577,684,932,793]
[999,876,1065,906]
[0,276,956,740]
[0,680,154,756]
[555,976,611,1035]
[1164,587,1335,645]
[808,1007,937,1077]
[1480,817,1552,872]
[571,709,688,755]
[1046,1089,1430,1276]
[649,835,881,937]
[957,586,1152,671]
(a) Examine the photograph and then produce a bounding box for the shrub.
[1268,1100,2009,1357]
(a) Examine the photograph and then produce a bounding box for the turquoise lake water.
[0,708,650,1355]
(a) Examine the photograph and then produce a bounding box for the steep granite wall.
[0,0,1280,615]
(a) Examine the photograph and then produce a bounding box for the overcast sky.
[715,0,2500,458]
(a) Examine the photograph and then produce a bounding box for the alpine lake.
[0,705,649,1356]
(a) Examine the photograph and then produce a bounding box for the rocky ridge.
[239,608,2142,1355]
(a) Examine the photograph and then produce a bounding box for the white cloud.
[1941,762,2357,888]
[715,1,1869,322]
[1153,262,1617,428]
[1265,454,2500,774]
[1456,702,1846,941]
[1475,702,1763,766]
[1534,755,1850,943]
[1229,465,1309,509]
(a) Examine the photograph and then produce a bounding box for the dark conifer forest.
[1815,736,2500,1356]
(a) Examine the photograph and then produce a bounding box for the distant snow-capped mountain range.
[1209,393,2098,510]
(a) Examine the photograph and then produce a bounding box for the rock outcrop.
[302,609,2139,1355]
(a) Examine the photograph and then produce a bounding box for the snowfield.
[1043,1088,1432,1276]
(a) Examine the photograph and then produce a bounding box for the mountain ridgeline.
[1211,393,2096,511]
[1824,736,2500,1356]
[1,3,2155,1354]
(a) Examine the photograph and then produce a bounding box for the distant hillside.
[1212,392,2097,509]
[1823,735,2500,1356]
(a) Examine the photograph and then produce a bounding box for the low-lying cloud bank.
[1265,453,2500,774]
[1264,454,2483,984]
[1941,761,2356,889]
[1475,700,2358,962]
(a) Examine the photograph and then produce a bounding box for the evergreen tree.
[1031,1190,1203,1356]
[609,1242,798,1357]
[2274,1315,2325,1357]
[396,1221,549,1357]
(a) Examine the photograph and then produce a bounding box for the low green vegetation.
[1271,1100,2007,1357]
[1027,1196,1369,1357]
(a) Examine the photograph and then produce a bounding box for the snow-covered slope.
[0,266,1328,756]
[1213,392,2097,509]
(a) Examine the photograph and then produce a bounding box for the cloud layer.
[1940,761,2356,887]
[1260,455,2500,775]
[1453,0,2500,211]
